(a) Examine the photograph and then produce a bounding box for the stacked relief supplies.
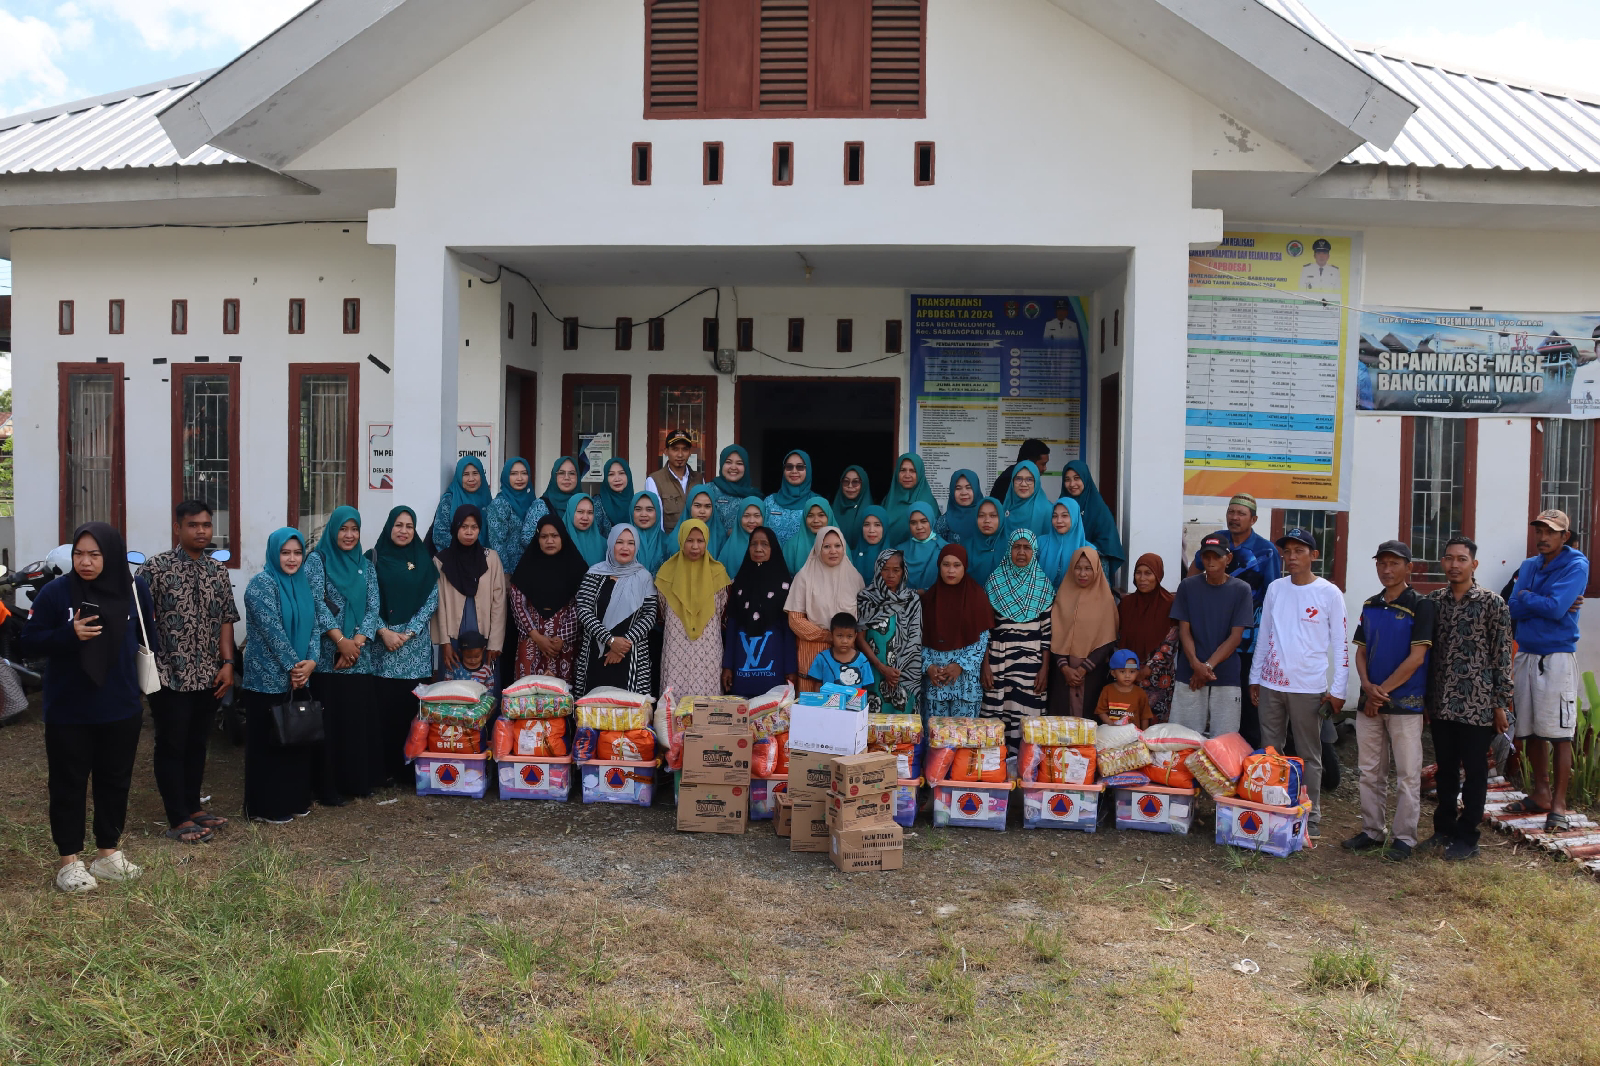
[867,714,922,827]
[575,687,658,805]
[748,685,795,820]
[1215,745,1312,856]
[675,696,754,834]
[827,752,904,871]
[925,717,1012,830]
[1016,716,1101,831]
[1096,722,1200,835]
[786,682,870,849]
[405,680,496,797]
[492,675,575,800]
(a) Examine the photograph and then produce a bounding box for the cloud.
[80,0,312,53]
[0,9,76,114]
[1372,22,1600,98]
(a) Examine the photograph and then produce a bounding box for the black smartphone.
[78,602,101,621]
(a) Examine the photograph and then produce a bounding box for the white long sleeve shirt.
[1249,575,1349,698]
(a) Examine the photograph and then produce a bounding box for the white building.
[4,0,1600,668]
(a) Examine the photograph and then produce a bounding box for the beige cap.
[1531,508,1572,532]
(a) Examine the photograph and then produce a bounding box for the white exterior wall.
[10,224,394,588]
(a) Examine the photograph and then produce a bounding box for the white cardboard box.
[787,705,868,757]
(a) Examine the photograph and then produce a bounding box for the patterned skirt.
[981,616,1050,749]
[512,601,578,682]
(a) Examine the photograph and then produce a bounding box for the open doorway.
[736,378,899,499]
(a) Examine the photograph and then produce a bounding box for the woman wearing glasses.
[762,449,815,547]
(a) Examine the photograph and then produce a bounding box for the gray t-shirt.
[1170,574,1255,686]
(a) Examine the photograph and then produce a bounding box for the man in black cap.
[989,439,1051,502]
[1344,540,1434,861]
[646,429,705,534]
[1299,238,1341,292]
[1170,534,1254,738]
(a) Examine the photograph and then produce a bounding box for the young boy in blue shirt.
[807,613,876,689]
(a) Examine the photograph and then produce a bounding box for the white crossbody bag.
[132,598,162,695]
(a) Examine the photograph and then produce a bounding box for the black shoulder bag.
[271,687,325,747]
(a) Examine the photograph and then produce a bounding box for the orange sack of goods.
[1038,745,1096,785]
[492,717,570,759]
[406,717,485,757]
[949,746,1008,783]
[753,730,790,777]
[597,728,656,763]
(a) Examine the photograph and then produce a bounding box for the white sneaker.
[55,861,98,893]
[88,851,142,882]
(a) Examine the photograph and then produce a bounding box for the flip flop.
[191,812,229,830]
[1503,798,1550,815]
[1546,811,1577,832]
[164,824,214,844]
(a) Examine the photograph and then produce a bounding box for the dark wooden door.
[1098,373,1120,517]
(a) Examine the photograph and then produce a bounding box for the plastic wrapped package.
[929,717,1005,749]
[493,717,569,759]
[1100,771,1151,788]
[868,714,923,748]
[1146,748,1198,788]
[1018,742,1043,783]
[426,720,486,755]
[950,746,1008,783]
[1038,745,1096,785]
[417,691,495,726]
[749,683,796,739]
[415,679,488,704]
[1186,747,1237,798]
[573,726,598,762]
[1237,748,1303,807]
[577,702,651,731]
[500,675,575,720]
[925,746,956,783]
[752,731,790,777]
[1202,732,1254,781]
[596,729,656,763]
[404,717,429,760]
[1141,722,1206,751]
[504,675,572,697]
[1022,717,1097,747]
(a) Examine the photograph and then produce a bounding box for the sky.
[2,0,1600,297]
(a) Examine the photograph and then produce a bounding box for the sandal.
[1545,811,1578,832]
[1503,798,1550,815]
[164,824,214,844]
[191,812,229,830]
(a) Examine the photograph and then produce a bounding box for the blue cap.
[1110,649,1140,670]
[1275,527,1317,550]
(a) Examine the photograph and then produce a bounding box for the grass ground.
[1,704,1597,1065]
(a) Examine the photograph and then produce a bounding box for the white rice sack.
[504,674,572,697]
[1094,722,1143,752]
[1142,722,1206,752]
[414,679,487,704]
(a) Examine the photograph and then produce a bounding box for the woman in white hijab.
[785,526,865,683]
[573,524,660,696]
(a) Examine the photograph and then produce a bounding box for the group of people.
[21,436,1588,892]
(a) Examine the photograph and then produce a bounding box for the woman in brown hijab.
[1117,553,1178,722]
[1049,546,1119,716]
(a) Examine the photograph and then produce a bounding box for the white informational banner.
[580,432,614,483]
[368,423,394,490]
[458,423,494,484]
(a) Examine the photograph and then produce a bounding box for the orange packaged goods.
[1142,723,1205,789]
[1038,745,1096,785]
[426,720,485,755]
[867,714,922,780]
[752,731,790,777]
[493,717,569,759]
[1203,732,1253,781]
[1236,747,1303,808]
[597,729,656,763]
[950,746,1008,783]
[925,746,955,783]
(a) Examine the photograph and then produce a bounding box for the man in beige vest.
[646,429,706,534]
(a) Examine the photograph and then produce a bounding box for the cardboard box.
[786,749,837,799]
[826,788,898,830]
[829,831,905,872]
[789,797,830,852]
[682,696,750,734]
[680,731,753,785]
[830,752,898,798]
[831,825,904,852]
[788,705,868,757]
[774,790,793,837]
[675,782,748,834]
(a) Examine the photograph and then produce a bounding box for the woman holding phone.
[21,522,155,893]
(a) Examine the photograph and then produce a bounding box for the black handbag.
[270,687,325,747]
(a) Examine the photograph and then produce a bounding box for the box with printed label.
[786,749,837,799]
[774,790,793,837]
[830,751,898,798]
[680,731,754,785]
[788,705,868,757]
[579,760,657,806]
[1021,782,1102,831]
[683,696,751,734]
[415,752,490,798]
[675,782,749,834]
[496,756,573,801]
[830,825,904,852]
[789,797,830,852]
[932,780,1013,831]
[826,789,897,830]
[750,776,786,821]
[1114,785,1196,835]
[1215,792,1311,857]
[829,837,905,872]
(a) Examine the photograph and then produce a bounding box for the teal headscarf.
[964,498,1008,587]
[264,527,315,660]
[597,458,636,528]
[711,444,760,499]
[985,528,1057,622]
[496,456,538,523]
[1002,460,1052,537]
[769,449,814,509]
[831,465,874,548]
[850,504,890,584]
[1037,497,1090,588]
[782,496,838,574]
[1063,460,1125,575]
[313,505,367,633]
[940,469,982,545]
[629,490,667,573]
[882,453,940,546]
[685,486,727,557]
[541,456,582,521]
[368,506,434,627]
[564,493,608,565]
[896,503,946,590]
[717,496,766,577]
[444,456,492,518]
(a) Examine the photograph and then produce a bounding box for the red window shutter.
[759,0,811,111]
[703,0,756,111]
[647,0,702,114]
[813,0,868,112]
[870,0,923,113]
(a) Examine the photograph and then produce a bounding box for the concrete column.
[1120,240,1189,584]
[391,242,461,513]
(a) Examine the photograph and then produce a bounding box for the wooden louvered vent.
[648,0,701,113]
[869,0,923,113]
[644,0,924,118]
[759,0,811,111]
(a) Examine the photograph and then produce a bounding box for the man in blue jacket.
[1508,509,1589,830]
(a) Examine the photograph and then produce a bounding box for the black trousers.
[1432,719,1495,845]
[242,688,318,820]
[370,675,426,787]
[1238,653,1261,748]
[311,671,377,799]
[45,713,143,856]
[148,687,218,828]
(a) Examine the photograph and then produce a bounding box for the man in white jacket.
[1250,526,1348,838]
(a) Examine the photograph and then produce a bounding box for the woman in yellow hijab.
[655,519,732,696]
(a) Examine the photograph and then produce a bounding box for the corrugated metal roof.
[1256,0,1408,100]
[1343,49,1600,172]
[0,73,242,173]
